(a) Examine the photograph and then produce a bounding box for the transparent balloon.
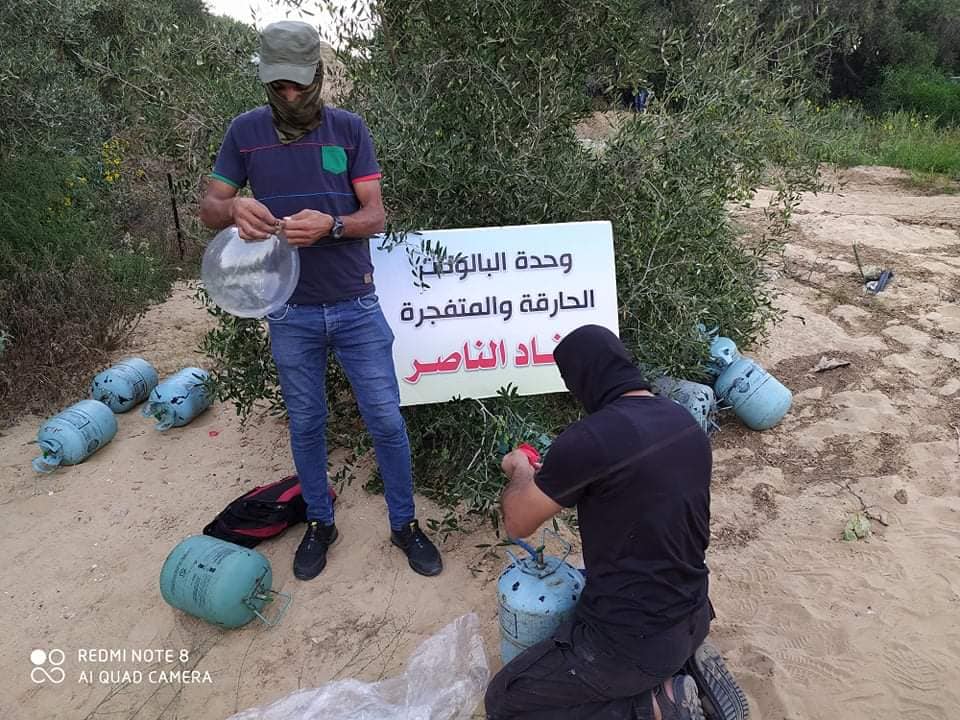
[201,226,300,318]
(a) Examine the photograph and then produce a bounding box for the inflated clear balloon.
[201,226,300,318]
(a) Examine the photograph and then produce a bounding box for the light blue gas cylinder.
[651,376,718,435]
[142,367,212,430]
[159,535,291,628]
[498,530,585,664]
[91,357,159,413]
[706,336,740,380]
[33,399,118,473]
[714,356,792,430]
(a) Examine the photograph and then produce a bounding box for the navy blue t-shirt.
[534,395,711,660]
[211,105,382,304]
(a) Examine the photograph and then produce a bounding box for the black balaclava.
[553,324,652,414]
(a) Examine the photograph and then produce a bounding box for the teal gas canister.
[33,399,118,473]
[706,335,740,380]
[651,376,718,435]
[91,357,159,412]
[498,531,585,664]
[159,535,291,628]
[143,367,212,430]
[714,356,792,430]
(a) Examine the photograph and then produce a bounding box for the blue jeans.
[266,293,415,530]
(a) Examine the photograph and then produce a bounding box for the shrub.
[0,154,170,423]
[201,0,828,532]
[0,0,262,423]
[875,65,960,125]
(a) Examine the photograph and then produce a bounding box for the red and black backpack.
[202,475,335,548]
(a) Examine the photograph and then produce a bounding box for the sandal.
[684,640,750,720]
[653,675,706,720]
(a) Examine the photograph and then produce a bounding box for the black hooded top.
[534,324,712,667]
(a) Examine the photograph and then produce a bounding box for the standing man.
[485,325,748,720]
[199,21,442,581]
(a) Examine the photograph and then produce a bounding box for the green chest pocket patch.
[321,145,348,174]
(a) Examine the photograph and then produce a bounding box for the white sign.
[370,221,619,406]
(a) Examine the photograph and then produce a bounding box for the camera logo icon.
[30,649,66,684]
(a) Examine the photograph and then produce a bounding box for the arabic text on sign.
[404,334,563,384]
[399,289,595,327]
[420,251,573,281]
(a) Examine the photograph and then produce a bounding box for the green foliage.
[195,287,284,422]
[842,512,872,541]
[0,0,260,159]
[201,0,827,532]
[336,1,826,361]
[407,386,575,535]
[0,0,262,421]
[807,0,960,100]
[811,102,960,178]
[875,65,960,125]
[0,153,170,421]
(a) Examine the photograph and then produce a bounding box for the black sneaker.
[685,640,750,720]
[390,520,442,576]
[293,521,338,580]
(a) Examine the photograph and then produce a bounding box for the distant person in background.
[485,324,748,720]
[621,87,651,112]
[199,20,442,581]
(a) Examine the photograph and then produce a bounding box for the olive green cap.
[258,21,322,85]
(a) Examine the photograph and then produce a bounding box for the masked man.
[486,325,748,720]
[200,21,442,581]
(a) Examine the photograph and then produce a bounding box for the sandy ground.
[2,166,959,720]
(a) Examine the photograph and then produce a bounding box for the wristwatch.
[330,215,345,240]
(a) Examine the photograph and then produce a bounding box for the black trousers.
[484,602,712,720]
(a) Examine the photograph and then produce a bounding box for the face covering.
[552,324,652,414]
[264,63,324,144]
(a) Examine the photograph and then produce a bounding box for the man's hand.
[280,209,335,247]
[232,197,280,241]
[501,448,539,476]
[500,449,559,539]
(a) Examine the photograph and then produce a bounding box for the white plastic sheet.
[228,613,489,720]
